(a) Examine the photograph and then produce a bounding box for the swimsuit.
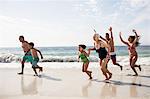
[110,52,116,59]
[23,51,32,62]
[94,41,108,60]
[96,47,108,60]
[128,44,137,57]
[79,53,89,64]
[32,57,39,68]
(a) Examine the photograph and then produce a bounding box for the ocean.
[0,46,150,66]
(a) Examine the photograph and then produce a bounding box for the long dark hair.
[129,35,140,47]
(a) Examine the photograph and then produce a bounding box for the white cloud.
[0,0,149,47]
[73,0,101,17]
[0,15,94,47]
[129,7,150,27]
[125,0,149,8]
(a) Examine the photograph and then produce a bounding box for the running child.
[78,44,92,79]
[28,42,43,76]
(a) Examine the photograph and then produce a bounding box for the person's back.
[31,48,39,58]
[28,42,43,76]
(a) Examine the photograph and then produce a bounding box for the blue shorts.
[23,51,32,62]
[32,58,39,68]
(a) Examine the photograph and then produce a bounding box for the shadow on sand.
[91,78,150,88]
[127,74,150,78]
[39,74,62,81]
[22,73,62,81]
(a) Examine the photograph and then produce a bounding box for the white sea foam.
[0,53,150,66]
[0,53,20,63]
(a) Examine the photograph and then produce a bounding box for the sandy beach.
[0,62,150,99]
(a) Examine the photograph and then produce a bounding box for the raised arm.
[100,36,107,42]
[119,32,129,46]
[132,29,139,44]
[109,27,113,40]
[36,49,43,59]
[93,29,97,34]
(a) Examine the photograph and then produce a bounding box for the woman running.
[88,34,112,80]
[119,29,141,76]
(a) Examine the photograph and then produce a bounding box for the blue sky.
[0,0,149,47]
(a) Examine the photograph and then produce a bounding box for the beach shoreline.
[0,63,150,99]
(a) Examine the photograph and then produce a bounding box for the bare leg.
[32,67,38,76]
[101,68,108,80]
[104,58,112,79]
[111,56,123,71]
[18,60,25,75]
[82,62,92,79]
[36,65,43,72]
[101,58,112,80]
[130,56,138,76]
[134,64,141,71]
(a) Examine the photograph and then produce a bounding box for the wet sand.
[0,63,150,99]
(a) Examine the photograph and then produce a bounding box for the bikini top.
[128,44,136,50]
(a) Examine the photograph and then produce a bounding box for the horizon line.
[0,45,150,48]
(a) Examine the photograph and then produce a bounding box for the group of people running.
[78,27,141,80]
[18,27,141,80]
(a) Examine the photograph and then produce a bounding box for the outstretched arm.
[88,43,96,55]
[88,47,95,55]
[119,32,129,46]
[36,49,43,59]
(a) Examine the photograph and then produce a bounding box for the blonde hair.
[93,33,100,41]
